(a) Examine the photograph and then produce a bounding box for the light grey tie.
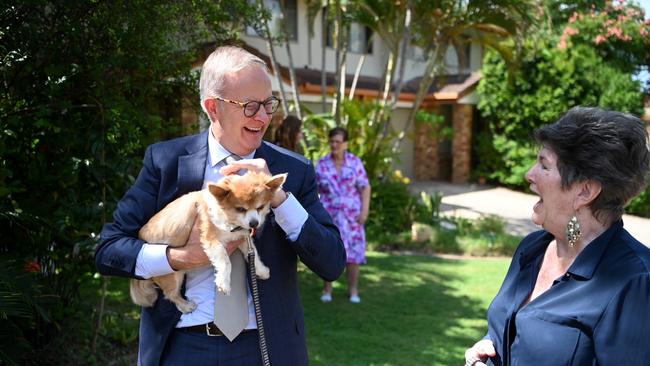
[214,154,249,341]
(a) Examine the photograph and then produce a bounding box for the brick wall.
[413,104,474,183]
[451,104,473,183]
[413,106,442,180]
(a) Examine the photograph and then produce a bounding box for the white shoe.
[320,293,332,302]
[349,295,361,303]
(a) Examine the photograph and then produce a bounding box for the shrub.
[627,187,650,217]
[1,1,260,363]
[457,233,521,257]
[302,99,399,181]
[477,37,644,191]
[366,174,419,238]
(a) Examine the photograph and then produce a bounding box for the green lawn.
[34,252,510,365]
[300,252,510,366]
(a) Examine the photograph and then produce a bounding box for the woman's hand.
[357,211,368,225]
[464,339,496,366]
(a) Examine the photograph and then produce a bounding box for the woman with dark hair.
[316,127,371,303]
[464,106,650,366]
[273,115,303,152]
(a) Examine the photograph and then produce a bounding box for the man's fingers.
[219,158,270,176]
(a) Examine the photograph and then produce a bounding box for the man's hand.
[166,216,209,271]
[464,339,496,366]
[220,158,288,208]
[166,216,246,270]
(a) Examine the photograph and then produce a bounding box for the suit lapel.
[177,131,209,194]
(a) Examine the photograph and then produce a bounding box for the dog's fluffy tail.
[130,279,158,307]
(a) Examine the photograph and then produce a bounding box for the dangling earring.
[566,215,581,247]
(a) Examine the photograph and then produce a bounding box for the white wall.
[241,1,483,81]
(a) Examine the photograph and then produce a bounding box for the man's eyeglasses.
[214,96,281,117]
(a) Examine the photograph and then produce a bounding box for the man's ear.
[266,173,287,192]
[574,179,602,210]
[204,98,219,122]
[208,180,230,200]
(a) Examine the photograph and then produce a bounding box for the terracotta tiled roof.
[198,42,481,102]
[292,67,481,102]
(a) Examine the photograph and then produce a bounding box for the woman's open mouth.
[533,198,543,212]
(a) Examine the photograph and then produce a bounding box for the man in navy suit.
[95,45,346,366]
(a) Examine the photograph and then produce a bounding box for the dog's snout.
[249,219,259,228]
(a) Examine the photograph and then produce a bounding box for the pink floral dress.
[316,151,369,264]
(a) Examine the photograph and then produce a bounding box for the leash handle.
[246,232,271,366]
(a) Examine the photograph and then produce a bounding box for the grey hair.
[534,106,650,223]
[199,46,269,116]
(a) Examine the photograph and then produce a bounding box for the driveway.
[409,181,650,245]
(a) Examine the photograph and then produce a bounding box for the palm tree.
[353,0,413,128]
[391,0,534,151]
[256,0,290,116]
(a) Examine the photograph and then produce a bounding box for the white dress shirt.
[135,131,308,328]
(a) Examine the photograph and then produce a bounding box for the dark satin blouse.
[485,220,650,366]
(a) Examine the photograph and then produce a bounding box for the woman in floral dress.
[316,127,370,303]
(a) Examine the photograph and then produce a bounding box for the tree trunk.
[392,41,447,153]
[321,5,328,112]
[279,0,302,120]
[332,0,342,124]
[380,6,412,138]
[348,53,366,100]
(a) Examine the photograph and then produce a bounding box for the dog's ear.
[208,181,230,200]
[265,173,287,192]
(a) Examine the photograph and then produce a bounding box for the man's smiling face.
[211,65,273,156]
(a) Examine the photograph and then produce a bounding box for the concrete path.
[409,181,650,245]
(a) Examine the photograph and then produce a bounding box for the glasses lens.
[264,98,280,114]
[243,101,261,117]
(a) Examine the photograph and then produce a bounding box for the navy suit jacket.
[95,131,346,365]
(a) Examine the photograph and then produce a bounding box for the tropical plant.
[353,0,412,126]
[387,0,535,153]
[302,99,398,181]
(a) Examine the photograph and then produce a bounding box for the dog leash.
[247,229,271,366]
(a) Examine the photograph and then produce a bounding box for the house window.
[247,0,298,41]
[458,42,472,72]
[407,41,472,71]
[324,9,373,54]
[406,43,426,62]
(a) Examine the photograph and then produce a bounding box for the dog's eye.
[235,207,246,213]
[257,205,265,211]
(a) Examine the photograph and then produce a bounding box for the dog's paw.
[256,265,270,280]
[217,285,231,296]
[177,300,197,314]
[216,280,231,296]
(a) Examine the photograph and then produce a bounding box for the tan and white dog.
[129,171,287,313]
